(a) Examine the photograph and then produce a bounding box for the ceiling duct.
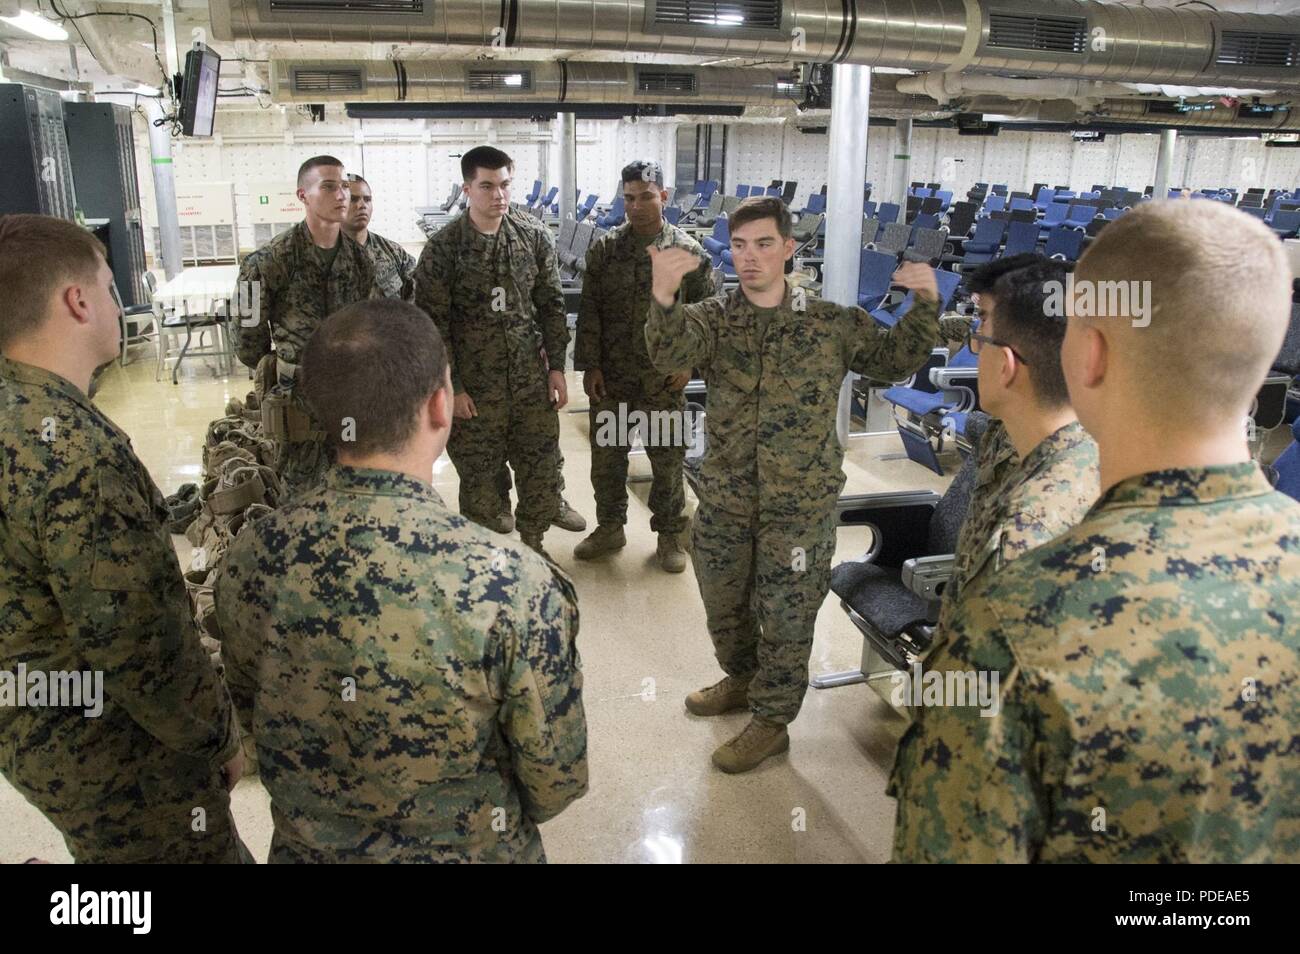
[212,0,1300,90]
[269,59,796,105]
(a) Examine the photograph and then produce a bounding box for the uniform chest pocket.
[713,336,760,396]
[92,470,169,593]
[778,332,841,407]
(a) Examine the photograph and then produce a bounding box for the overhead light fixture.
[502,73,524,87]
[133,84,160,96]
[0,10,69,41]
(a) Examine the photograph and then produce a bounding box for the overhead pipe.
[212,0,1300,91]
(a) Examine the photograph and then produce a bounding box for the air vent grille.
[987,13,1087,54]
[653,0,781,31]
[637,70,698,94]
[1217,31,1300,68]
[269,0,424,12]
[291,68,365,92]
[467,70,534,92]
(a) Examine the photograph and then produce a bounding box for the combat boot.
[712,716,790,774]
[553,497,588,532]
[487,509,515,535]
[684,674,751,716]
[520,531,553,561]
[656,534,687,573]
[573,524,626,560]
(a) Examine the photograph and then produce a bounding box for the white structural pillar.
[823,64,872,447]
[893,116,913,213]
[145,98,183,280]
[556,112,577,222]
[1153,128,1177,199]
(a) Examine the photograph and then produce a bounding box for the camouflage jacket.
[0,358,240,815]
[575,219,713,395]
[891,463,1300,863]
[414,209,567,402]
[214,465,588,863]
[646,285,940,518]
[235,221,377,371]
[940,419,1097,618]
[362,229,417,302]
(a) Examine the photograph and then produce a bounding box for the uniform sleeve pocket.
[91,470,169,593]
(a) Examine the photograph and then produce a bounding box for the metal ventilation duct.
[211,0,1300,90]
[269,59,798,105]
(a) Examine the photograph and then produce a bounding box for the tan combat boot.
[520,531,553,562]
[487,509,515,535]
[573,524,626,560]
[656,534,687,573]
[712,716,790,774]
[553,497,588,532]
[684,674,751,716]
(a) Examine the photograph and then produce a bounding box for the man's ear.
[1081,323,1108,390]
[62,283,91,326]
[428,383,453,431]
[783,236,796,261]
[998,347,1019,391]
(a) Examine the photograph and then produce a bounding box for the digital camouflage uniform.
[360,230,417,302]
[645,282,939,724]
[935,420,1097,635]
[236,222,376,497]
[0,357,247,863]
[214,465,587,863]
[575,218,713,534]
[414,208,568,538]
[892,463,1300,863]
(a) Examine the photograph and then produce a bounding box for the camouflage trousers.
[690,503,838,724]
[449,391,560,537]
[265,803,547,864]
[587,391,687,534]
[496,448,568,507]
[47,773,251,864]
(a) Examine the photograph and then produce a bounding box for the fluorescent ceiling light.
[0,11,69,41]
[502,73,523,87]
[133,84,160,96]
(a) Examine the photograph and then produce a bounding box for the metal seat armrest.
[902,554,955,601]
[931,365,978,388]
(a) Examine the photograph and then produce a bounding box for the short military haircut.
[461,145,513,182]
[346,173,370,188]
[967,253,1048,296]
[298,155,345,188]
[300,300,449,457]
[989,259,1072,408]
[729,196,792,239]
[0,214,106,349]
[622,160,664,187]
[1074,200,1292,425]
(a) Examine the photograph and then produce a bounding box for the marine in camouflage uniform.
[214,464,588,863]
[358,230,416,302]
[235,221,376,495]
[575,215,713,539]
[892,463,1300,862]
[936,419,1096,634]
[645,278,939,727]
[0,356,247,863]
[414,208,568,544]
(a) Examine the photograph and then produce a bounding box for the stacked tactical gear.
[168,355,282,774]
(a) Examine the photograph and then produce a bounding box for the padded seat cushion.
[830,561,935,636]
